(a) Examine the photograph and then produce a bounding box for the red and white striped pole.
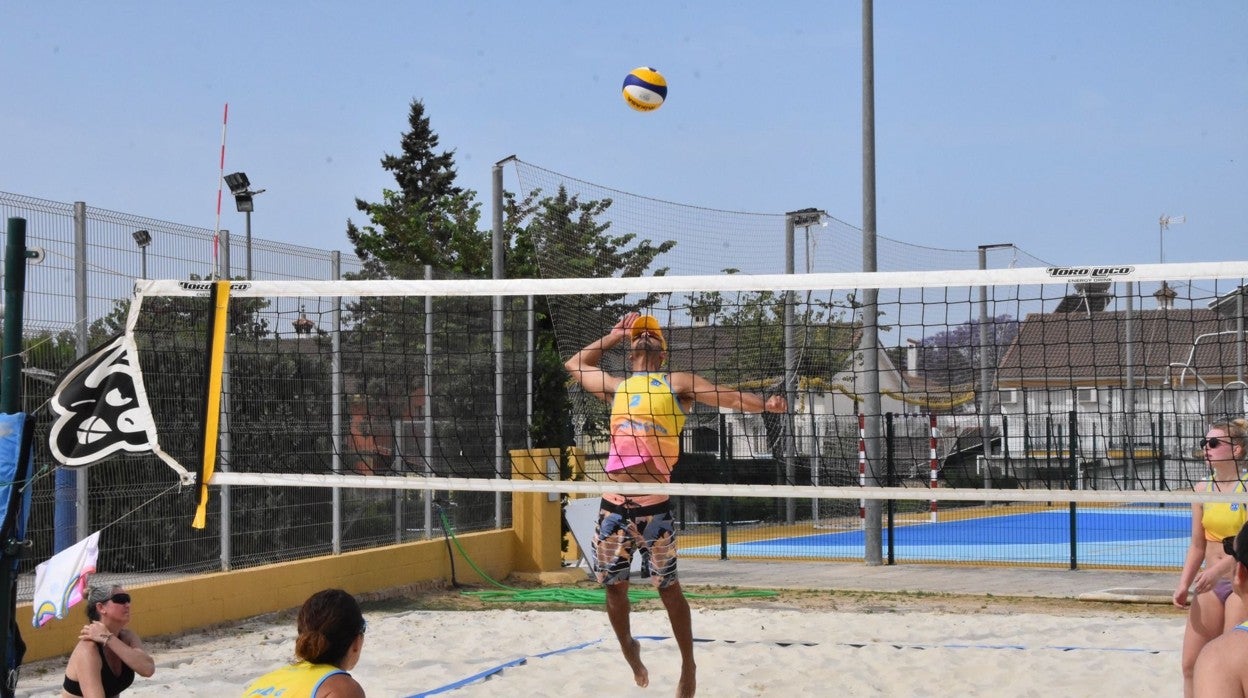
[857,412,867,523]
[214,103,229,277]
[929,413,939,522]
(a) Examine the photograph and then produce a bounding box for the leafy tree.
[88,273,270,346]
[505,185,675,445]
[684,269,739,326]
[697,269,861,385]
[345,99,487,279]
[336,103,513,463]
[342,100,678,467]
[917,315,1019,387]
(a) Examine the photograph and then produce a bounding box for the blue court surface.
[684,506,1192,568]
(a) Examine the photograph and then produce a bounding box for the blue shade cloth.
[0,411,34,687]
[0,413,29,537]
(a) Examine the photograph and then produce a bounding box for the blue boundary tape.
[405,639,606,698]
[404,634,1169,696]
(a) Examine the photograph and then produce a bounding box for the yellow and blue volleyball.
[622,66,667,112]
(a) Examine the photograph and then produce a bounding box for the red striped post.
[929,413,939,522]
[214,103,228,274]
[857,412,866,523]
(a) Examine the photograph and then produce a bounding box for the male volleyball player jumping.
[565,312,786,698]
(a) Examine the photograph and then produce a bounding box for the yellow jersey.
[608,372,686,476]
[242,661,347,698]
[1202,477,1248,542]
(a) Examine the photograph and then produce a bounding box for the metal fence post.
[1068,409,1078,570]
[332,251,343,554]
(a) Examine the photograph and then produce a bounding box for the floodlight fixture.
[223,171,265,278]
[133,230,152,278]
[225,171,258,212]
[224,172,250,194]
[787,207,827,228]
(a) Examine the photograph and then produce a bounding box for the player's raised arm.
[672,371,787,414]
[564,313,638,402]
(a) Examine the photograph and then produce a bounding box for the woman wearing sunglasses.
[1174,418,1248,698]
[243,588,367,698]
[62,585,155,697]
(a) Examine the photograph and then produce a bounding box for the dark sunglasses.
[1226,537,1243,563]
[360,619,368,636]
[1201,437,1233,449]
[109,593,131,605]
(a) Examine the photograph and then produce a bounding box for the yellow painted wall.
[508,447,588,566]
[20,448,575,663]
[19,519,530,662]
[510,447,581,573]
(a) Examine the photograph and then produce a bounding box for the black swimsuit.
[63,642,136,697]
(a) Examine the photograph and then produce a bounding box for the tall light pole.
[788,207,828,274]
[224,172,265,279]
[861,0,883,566]
[783,208,827,525]
[978,243,1014,497]
[132,229,151,279]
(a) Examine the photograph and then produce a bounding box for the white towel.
[31,530,100,628]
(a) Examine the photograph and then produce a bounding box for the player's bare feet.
[676,661,696,697]
[623,638,648,688]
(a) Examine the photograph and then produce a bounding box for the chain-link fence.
[2,192,510,598]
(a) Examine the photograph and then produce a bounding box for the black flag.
[47,334,193,483]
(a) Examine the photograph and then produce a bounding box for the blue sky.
[3,2,1245,268]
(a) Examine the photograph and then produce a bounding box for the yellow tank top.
[609,372,686,476]
[1202,477,1248,541]
[242,661,346,697]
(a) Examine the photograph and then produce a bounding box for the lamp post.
[787,207,828,273]
[132,229,151,279]
[224,172,265,279]
[977,243,1014,499]
[778,207,828,524]
[785,207,827,526]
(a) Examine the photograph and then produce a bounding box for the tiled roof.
[996,308,1236,386]
[660,323,859,387]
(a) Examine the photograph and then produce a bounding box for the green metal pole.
[1,218,27,412]
[1,217,29,698]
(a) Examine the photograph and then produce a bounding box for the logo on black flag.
[48,334,156,467]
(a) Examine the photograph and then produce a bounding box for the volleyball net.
[79,260,1248,519]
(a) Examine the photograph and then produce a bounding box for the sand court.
[13,599,1183,697]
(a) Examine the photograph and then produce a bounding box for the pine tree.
[344,99,677,455]
[345,99,488,279]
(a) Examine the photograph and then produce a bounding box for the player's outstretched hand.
[765,395,788,413]
[613,312,640,337]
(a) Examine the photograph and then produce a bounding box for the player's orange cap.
[629,314,666,350]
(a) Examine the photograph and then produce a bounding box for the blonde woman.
[62,585,155,697]
[1174,418,1248,697]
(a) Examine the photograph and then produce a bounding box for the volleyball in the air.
[622,66,667,112]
